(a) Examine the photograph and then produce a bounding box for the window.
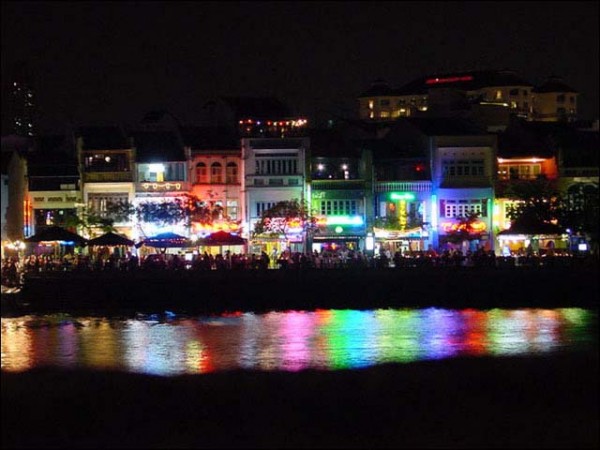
[569,96,576,104]
[256,202,276,217]
[226,200,238,220]
[509,88,519,96]
[498,164,541,180]
[495,90,502,100]
[226,162,238,184]
[442,199,485,218]
[211,162,223,183]
[557,94,565,103]
[442,160,485,178]
[320,200,357,216]
[87,193,129,219]
[380,99,390,106]
[196,162,208,183]
[522,90,528,96]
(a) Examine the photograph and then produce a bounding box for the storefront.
[373,227,429,255]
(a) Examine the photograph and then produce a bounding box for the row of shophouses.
[2,114,597,257]
[2,69,598,257]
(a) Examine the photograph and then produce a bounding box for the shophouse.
[130,129,190,240]
[1,135,31,245]
[180,126,243,238]
[309,127,372,254]
[410,118,498,252]
[242,136,310,254]
[493,119,560,253]
[76,126,136,238]
[27,135,81,237]
[368,123,433,255]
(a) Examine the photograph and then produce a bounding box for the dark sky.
[2,1,598,134]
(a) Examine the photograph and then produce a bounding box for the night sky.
[2,1,598,134]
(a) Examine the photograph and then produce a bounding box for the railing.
[82,172,133,183]
[376,181,432,193]
[311,180,365,190]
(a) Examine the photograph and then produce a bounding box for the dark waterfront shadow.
[2,352,598,448]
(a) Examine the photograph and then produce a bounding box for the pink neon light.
[425,75,474,85]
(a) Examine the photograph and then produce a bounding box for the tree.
[504,179,563,226]
[64,204,126,236]
[252,199,317,251]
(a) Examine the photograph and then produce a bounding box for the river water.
[1,307,596,376]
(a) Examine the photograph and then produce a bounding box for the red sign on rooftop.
[425,75,474,85]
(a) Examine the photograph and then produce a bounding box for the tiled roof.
[179,126,239,150]
[358,79,395,97]
[497,129,554,158]
[532,77,577,93]
[76,126,129,150]
[309,128,360,158]
[131,131,185,162]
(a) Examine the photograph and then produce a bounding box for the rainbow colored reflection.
[1,308,596,376]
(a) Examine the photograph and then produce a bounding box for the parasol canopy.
[200,230,247,246]
[87,232,135,247]
[23,226,88,245]
[137,232,193,248]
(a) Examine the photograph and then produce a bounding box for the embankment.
[13,265,600,315]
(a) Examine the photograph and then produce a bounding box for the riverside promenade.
[10,263,599,316]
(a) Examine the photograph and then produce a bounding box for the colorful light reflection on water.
[1,308,596,376]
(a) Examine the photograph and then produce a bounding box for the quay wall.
[15,266,599,315]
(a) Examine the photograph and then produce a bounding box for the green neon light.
[326,216,364,226]
[390,192,415,201]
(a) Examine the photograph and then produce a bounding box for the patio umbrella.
[87,232,135,247]
[24,226,88,245]
[138,232,193,248]
[201,231,247,246]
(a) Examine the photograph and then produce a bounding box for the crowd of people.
[2,246,594,288]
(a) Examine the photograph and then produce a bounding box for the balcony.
[82,172,133,183]
[376,181,432,193]
[311,179,365,190]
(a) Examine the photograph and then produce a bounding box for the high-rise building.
[4,62,36,137]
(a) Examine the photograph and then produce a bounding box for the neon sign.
[389,192,415,201]
[440,220,487,233]
[425,75,474,85]
[320,215,364,226]
[142,182,182,191]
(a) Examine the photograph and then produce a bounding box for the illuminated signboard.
[323,215,364,226]
[425,75,474,85]
[142,182,182,191]
[440,220,487,233]
[389,192,415,201]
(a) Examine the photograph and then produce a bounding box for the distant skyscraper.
[5,62,36,137]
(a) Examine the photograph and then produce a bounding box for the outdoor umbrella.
[199,231,247,255]
[138,232,193,248]
[87,232,135,247]
[200,231,247,246]
[24,226,88,245]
